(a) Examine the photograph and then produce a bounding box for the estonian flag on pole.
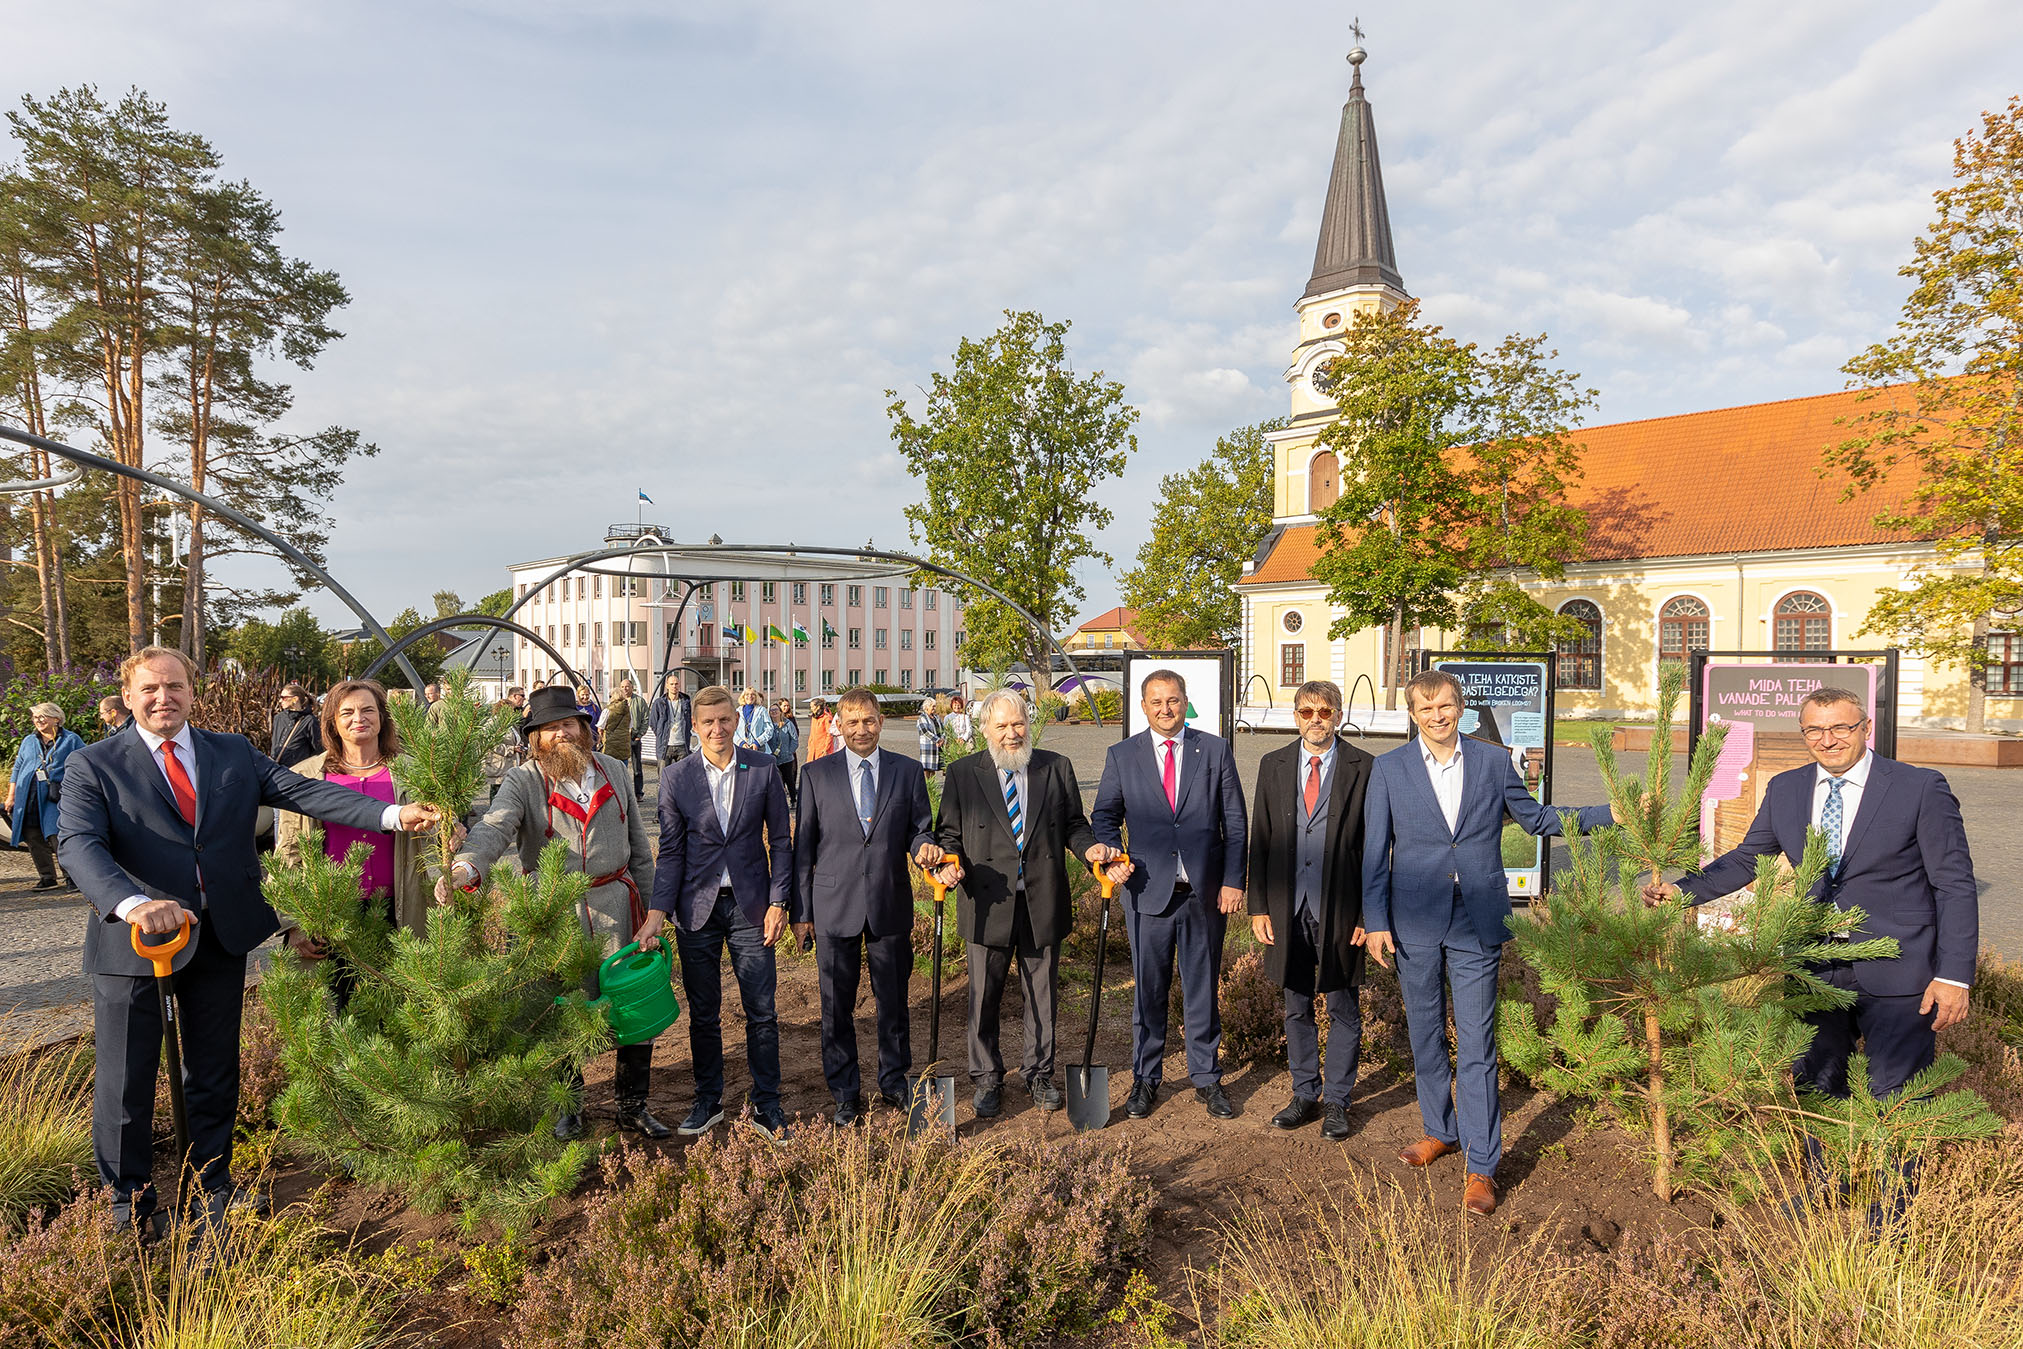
[638,488,654,503]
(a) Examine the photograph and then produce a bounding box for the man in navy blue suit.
[59,647,438,1233]
[1362,668,1615,1218]
[1648,686,1977,1109]
[1093,669,1249,1122]
[790,688,943,1125]
[650,683,794,1141]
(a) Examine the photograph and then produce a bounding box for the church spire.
[1304,34,1404,300]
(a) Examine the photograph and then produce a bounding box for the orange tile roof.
[1076,606,1148,642]
[1242,384,1932,587]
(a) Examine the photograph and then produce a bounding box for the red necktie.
[160,739,198,826]
[1161,739,1178,811]
[1304,755,1322,815]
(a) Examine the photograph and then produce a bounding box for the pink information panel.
[1698,663,1877,857]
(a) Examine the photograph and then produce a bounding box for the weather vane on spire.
[1348,16,1367,69]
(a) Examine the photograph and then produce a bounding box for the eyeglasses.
[1294,706,1338,721]
[1800,720,1868,742]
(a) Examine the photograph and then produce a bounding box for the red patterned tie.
[1304,755,1322,815]
[160,739,198,826]
[1162,739,1178,811]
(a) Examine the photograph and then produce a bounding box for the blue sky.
[7,0,2021,633]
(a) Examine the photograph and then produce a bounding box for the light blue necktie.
[1822,776,1845,876]
[857,759,876,836]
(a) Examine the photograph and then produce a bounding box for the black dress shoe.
[1197,1083,1237,1119]
[833,1097,865,1127]
[1125,1079,1157,1119]
[553,1112,585,1141]
[878,1090,908,1111]
[1027,1076,1065,1111]
[616,1102,673,1140]
[1321,1102,1352,1141]
[111,1202,167,1241]
[32,878,60,891]
[973,1086,1002,1118]
[1271,1097,1321,1131]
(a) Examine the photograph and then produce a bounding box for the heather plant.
[510,1120,1152,1349]
[0,1188,152,1348]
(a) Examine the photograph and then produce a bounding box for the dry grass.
[0,1042,93,1229]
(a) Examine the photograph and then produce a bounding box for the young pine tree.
[1501,665,1896,1202]
[260,668,610,1232]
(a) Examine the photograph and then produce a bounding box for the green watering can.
[588,941,681,1045]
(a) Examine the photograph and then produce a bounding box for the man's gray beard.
[534,739,593,783]
[987,742,1033,775]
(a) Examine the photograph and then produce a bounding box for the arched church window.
[1658,596,1710,664]
[1556,600,1603,690]
[1773,591,1831,654]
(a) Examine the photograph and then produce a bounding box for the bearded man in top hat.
[441,684,663,1139]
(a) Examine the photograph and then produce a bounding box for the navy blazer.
[1363,735,1611,949]
[651,747,792,929]
[57,726,391,979]
[1091,727,1248,917]
[1679,754,1978,996]
[791,749,935,938]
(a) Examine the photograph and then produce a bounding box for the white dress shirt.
[1812,751,1964,988]
[1420,737,1465,836]
[1150,730,1190,884]
[701,751,738,888]
[117,722,406,920]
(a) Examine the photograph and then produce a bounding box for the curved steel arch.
[360,612,583,689]
[0,423,426,692]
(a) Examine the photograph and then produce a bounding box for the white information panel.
[1121,654,1231,740]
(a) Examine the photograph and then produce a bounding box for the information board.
[1433,657,1554,898]
[1120,651,1234,740]
[1697,662,1879,855]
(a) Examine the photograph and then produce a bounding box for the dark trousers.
[1394,888,1503,1176]
[778,761,798,810]
[1283,912,1361,1106]
[631,738,646,797]
[817,928,913,1102]
[20,805,59,883]
[967,896,1059,1088]
[1124,884,1227,1087]
[93,918,245,1212]
[675,888,780,1111]
[1798,962,1938,1100]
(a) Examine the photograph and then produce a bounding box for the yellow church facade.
[1234,48,2020,734]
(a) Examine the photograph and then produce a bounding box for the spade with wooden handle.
[1067,853,1128,1132]
[131,915,194,1217]
[907,856,960,1137]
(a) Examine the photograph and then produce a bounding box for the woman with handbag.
[6,703,84,891]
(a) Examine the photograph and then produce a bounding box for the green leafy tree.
[888,310,1137,690]
[1309,302,1591,704]
[222,605,340,687]
[476,586,514,617]
[1119,418,1283,650]
[1825,98,2023,733]
[340,606,446,689]
[259,668,606,1233]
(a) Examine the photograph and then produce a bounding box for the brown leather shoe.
[1399,1137,1460,1168]
[1464,1174,1498,1216]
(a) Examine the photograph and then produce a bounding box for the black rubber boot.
[554,1067,586,1141]
[613,1043,671,1140]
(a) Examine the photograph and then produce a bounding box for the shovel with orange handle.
[906,855,960,1138]
[131,914,194,1218]
[1067,853,1129,1131]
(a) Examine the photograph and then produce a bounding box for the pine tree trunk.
[1645,1005,1673,1202]
[181,510,206,667]
[28,478,61,675]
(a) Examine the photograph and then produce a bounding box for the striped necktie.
[1003,770,1024,851]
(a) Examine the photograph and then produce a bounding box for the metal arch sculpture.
[359,612,583,689]
[502,538,1106,727]
[0,424,428,692]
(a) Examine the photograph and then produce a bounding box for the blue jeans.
[674,889,781,1112]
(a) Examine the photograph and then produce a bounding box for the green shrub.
[0,665,118,762]
[0,1044,93,1230]
[510,1119,1152,1349]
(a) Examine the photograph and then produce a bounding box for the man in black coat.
[1247,679,1374,1140]
[59,647,438,1233]
[791,688,943,1125]
[930,689,1118,1118]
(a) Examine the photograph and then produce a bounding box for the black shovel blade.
[1066,1064,1110,1131]
[905,1071,957,1136]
